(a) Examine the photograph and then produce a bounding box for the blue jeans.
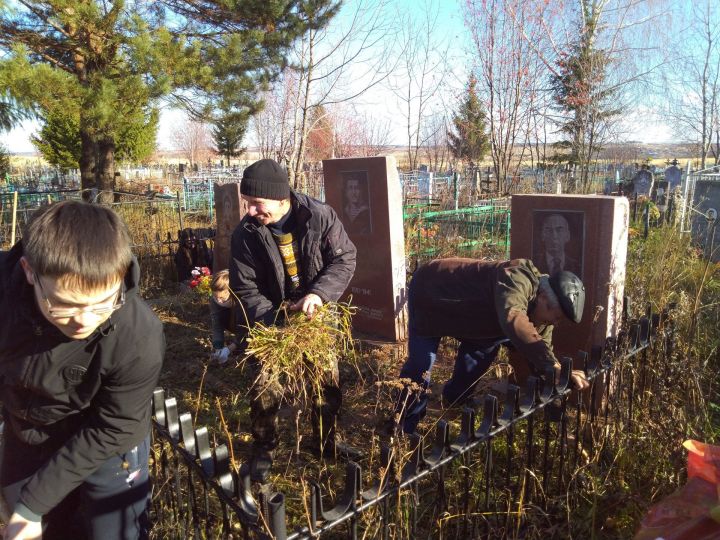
[397,287,507,434]
[1,432,151,540]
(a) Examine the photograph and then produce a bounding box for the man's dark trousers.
[398,284,505,434]
[1,432,151,540]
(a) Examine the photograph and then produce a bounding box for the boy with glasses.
[0,200,164,540]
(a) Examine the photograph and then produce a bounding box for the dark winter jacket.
[0,242,165,516]
[209,297,234,349]
[411,258,557,372]
[229,191,356,331]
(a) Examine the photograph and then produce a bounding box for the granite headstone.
[665,161,682,191]
[511,194,630,363]
[323,156,407,341]
[632,167,654,196]
[690,180,720,262]
[213,183,246,272]
[417,171,433,200]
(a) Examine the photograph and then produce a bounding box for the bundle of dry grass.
[241,302,356,406]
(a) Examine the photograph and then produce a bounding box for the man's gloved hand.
[289,293,323,319]
[211,347,230,365]
[570,369,590,391]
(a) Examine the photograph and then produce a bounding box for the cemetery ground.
[145,220,720,539]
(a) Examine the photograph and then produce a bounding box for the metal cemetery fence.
[405,200,511,270]
[149,304,673,539]
[0,189,82,249]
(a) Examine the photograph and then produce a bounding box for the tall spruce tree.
[550,4,620,191]
[0,1,336,202]
[447,75,489,168]
[212,112,247,163]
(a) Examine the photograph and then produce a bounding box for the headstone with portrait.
[510,194,630,367]
[323,156,407,341]
[213,182,246,272]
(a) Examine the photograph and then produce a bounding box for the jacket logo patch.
[63,365,87,384]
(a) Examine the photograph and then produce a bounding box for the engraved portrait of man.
[341,171,372,235]
[532,211,584,278]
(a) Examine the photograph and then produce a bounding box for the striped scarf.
[271,231,301,296]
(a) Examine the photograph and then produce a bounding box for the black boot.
[310,386,361,461]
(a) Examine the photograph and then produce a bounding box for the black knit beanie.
[240,159,290,200]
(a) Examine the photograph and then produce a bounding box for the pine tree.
[447,75,489,168]
[212,112,247,163]
[0,144,10,178]
[0,1,335,202]
[0,94,29,132]
[32,108,158,169]
[549,5,620,191]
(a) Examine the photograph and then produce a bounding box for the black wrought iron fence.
[149,304,673,539]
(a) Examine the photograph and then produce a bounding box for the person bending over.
[397,258,589,434]
[0,200,164,540]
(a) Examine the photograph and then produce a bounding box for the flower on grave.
[189,267,212,296]
[191,266,211,278]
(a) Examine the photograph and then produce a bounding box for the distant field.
[7,141,705,173]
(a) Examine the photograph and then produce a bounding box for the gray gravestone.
[665,161,682,191]
[632,168,654,196]
[690,180,720,262]
[417,171,433,200]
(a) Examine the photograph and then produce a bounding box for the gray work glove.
[211,347,230,365]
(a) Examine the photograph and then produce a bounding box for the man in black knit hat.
[229,158,357,482]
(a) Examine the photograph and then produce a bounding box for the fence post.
[176,192,184,232]
[10,190,18,245]
[207,179,213,222]
[453,172,459,211]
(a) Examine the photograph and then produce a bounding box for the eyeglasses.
[33,273,125,319]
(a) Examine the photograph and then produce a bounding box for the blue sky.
[0,0,686,154]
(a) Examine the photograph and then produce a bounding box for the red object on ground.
[634,440,720,540]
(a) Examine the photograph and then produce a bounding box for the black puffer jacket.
[229,191,356,329]
[0,242,164,516]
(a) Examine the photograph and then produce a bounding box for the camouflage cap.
[549,271,585,324]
